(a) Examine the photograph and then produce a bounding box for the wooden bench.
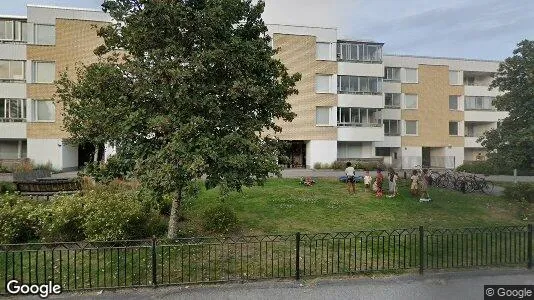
[15,179,81,200]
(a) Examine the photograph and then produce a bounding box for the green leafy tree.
[479,40,534,170]
[56,0,300,238]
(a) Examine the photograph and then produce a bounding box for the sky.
[2,0,533,60]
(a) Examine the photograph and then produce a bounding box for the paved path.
[49,269,534,300]
[280,169,534,182]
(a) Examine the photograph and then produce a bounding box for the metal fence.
[1,225,532,294]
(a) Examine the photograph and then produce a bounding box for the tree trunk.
[167,188,183,239]
[93,145,99,163]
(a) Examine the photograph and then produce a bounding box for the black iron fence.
[1,225,532,294]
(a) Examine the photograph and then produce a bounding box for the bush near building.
[456,161,534,176]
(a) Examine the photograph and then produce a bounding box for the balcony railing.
[0,118,26,122]
[337,122,382,127]
[337,90,382,95]
[384,104,400,109]
[384,132,400,136]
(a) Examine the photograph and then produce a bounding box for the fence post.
[419,226,424,275]
[528,224,532,269]
[295,232,301,280]
[151,236,157,287]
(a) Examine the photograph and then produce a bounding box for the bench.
[15,179,81,200]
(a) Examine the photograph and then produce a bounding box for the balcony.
[338,62,384,77]
[464,85,499,97]
[464,110,508,122]
[337,124,384,142]
[0,121,27,138]
[375,135,401,147]
[465,137,482,148]
[338,93,384,108]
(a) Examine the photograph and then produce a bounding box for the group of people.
[344,162,431,202]
[344,162,399,198]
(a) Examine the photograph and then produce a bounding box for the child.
[363,170,372,192]
[419,169,431,202]
[345,162,356,194]
[375,169,384,197]
[387,171,398,198]
[410,170,419,196]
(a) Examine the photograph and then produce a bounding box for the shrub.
[0,194,42,243]
[503,183,534,204]
[0,164,11,173]
[332,161,345,170]
[81,188,160,241]
[40,195,86,242]
[202,203,238,233]
[456,161,500,175]
[0,182,16,193]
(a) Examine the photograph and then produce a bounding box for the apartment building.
[0,5,111,170]
[268,24,508,169]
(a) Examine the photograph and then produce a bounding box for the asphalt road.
[43,269,534,300]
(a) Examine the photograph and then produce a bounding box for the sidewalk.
[53,268,534,300]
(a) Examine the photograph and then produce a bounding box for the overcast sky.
[3,0,533,60]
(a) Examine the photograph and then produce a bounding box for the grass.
[181,178,531,236]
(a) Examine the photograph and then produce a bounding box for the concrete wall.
[337,94,384,108]
[0,83,26,98]
[61,141,78,170]
[307,140,337,168]
[27,138,62,169]
[401,146,422,169]
[337,62,384,77]
[338,127,384,142]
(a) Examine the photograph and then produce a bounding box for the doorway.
[286,141,306,168]
[422,147,431,167]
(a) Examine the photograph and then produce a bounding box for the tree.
[55,0,300,238]
[479,40,534,170]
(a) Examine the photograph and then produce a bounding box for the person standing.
[410,170,419,196]
[419,169,431,202]
[345,162,356,194]
[387,171,398,198]
[375,169,384,197]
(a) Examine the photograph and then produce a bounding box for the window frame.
[404,120,418,136]
[449,95,459,110]
[404,94,418,110]
[337,75,382,94]
[315,74,332,93]
[33,61,56,84]
[383,119,400,136]
[384,67,401,81]
[0,60,25,81]
[34,24,55,45]
[336,42,383,63]
[375,147,391,157]
[449,70,462,85]
[384,93,401,108]
[315,106,331,126]
[449,121,459,136]
[1,98,27,121]
[33,100,56,122]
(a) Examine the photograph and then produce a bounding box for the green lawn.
[182,178,531,235]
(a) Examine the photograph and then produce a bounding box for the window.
[383,119,400,136]
[337,42,383,63]
[384,93,401,108]
[337,75,382,94]
[375,147,391,156]
[337,107,382,127]
[464,76,475,86]
[315,74,332,93]
[316,107,330,125]
[33,100,55,121]
[0,20,26,41]
[405,120,418,135]
[0,60,25,81]
[404,68,418,83]
[316,42,331,60]
[384,67,400,81]
[33,62,55,83]
[0,99,26,121]
[449,121,459,136]
[465,96,495,110]
[404,94,418,109]
[449,70,461,85]
[449,95,459,110]
[34,24,55,45]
